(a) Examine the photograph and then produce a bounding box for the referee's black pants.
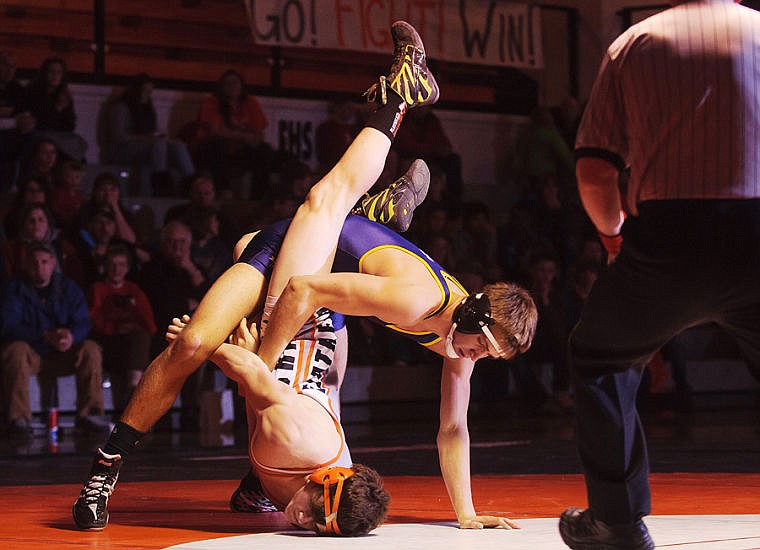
[568,199,760,524]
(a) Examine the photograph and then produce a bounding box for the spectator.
[138,220,209,431]
[315,100,359,176]
[0,51,34,193]
[164,174,240,249]
[75,205,141,287]
[195,69,272,197]
[551,95,582,149]
[49,159,86,237]
[0,202,82,282]
[25,57,87,163]
[515,251,569,413]
[407,163,452,243]
[106,73,195,197]
[456,201,500,275]
[526,175,586,274]
[253,189,298,230]
[76,172,141,249]
[565,260,600,331]
[512,105,575,193]
[89,246,156,413]
[393,106,463,198]
[575,233,605,270]
[276,157,315,202]
[187,205,230,283]
[2,176,48,240]
[19,137,58,192]
[425,233,457,272]
[0,241,108,437]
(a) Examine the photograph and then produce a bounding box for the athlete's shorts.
[273,307,339,395]
[238,222,345,331]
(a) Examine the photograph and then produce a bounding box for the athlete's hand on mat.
[228,317,260,352]
[459,515,520,530]
[165,314,191,342]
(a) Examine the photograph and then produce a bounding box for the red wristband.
[598,232,623,258]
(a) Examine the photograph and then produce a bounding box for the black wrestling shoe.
[364,21,439,108]
[360,159,429,232]
[72,448,123,530]
[559,507,654,550]
[230,468,278,513]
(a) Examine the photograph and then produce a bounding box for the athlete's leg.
[121,264,266,431]
[266,127,392,296]
[258,21,437,367]
[73,263,267,531]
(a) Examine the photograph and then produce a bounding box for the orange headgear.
[308,466,355,535]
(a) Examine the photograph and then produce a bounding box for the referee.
[559,1,760,548]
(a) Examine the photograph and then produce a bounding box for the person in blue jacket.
[0,241,108,437]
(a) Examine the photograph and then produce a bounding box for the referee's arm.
[576,156,625,237]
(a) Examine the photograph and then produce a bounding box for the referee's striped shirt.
[576,0,760,213]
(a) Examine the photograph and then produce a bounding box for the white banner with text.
[244,0,543,69]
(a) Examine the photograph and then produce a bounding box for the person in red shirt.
[88,245,156,413]
[195,69,272,198]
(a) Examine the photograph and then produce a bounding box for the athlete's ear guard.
[453,292,494,334]
[453,293,511,359]
[308,466,355,535]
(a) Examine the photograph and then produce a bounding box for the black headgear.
[452,293,494,334]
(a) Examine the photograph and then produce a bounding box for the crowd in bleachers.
[1,48,669,439]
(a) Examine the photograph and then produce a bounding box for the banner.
[244,0,543,69]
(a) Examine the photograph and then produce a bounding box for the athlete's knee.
[301,174,354,216]
[167,327,212,367]
[283,274,314,303]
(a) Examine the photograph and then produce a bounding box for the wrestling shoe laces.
[230,468,278,513]
[360,158,430,232]
[72,448,122,530]
[364,21,439,108]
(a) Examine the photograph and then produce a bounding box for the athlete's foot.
[364,21,439,108]
[358,159,430,232]
[72,448,122,530]
[229,468,278,513]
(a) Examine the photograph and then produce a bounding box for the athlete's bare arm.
[167,315,343,461]
[256,271,442,369]
[438,357,519,530]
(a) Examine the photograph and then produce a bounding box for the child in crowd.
[88,246,156,413]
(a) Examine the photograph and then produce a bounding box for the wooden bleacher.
[0,0,535,109]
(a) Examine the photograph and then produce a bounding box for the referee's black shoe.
[72,448,122,530]
[559,507,654,550]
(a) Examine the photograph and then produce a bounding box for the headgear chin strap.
[308,466,355,535]
[449,293,508,359]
